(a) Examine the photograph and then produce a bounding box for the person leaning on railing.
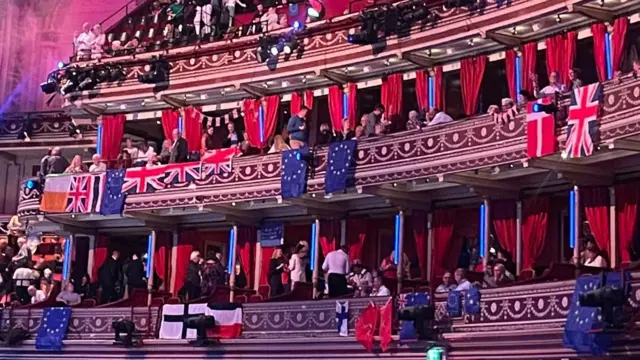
[64,155,89,174]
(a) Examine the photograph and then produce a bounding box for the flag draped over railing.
[281,148,310,199]
[565,83,602,158]
[35,307,72,351]
[325,140,356,195]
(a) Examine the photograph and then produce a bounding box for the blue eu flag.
[281,148,309,199]
[325,140,356,195]
[398,292,431,340]
[100,169,126,216]
[36,307,72,351]
[447,291,462,317]
[465,286,481,314]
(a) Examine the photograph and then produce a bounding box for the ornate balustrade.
[17,178,43,219]
[0,112,97,149]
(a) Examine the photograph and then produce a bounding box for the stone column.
[396,210,405,295]
[228,225,238,302]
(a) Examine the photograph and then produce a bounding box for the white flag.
[336,301,349,337]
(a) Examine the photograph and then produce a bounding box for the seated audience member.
[89,154,106,172]
[124,138,139,161]
[426,107,453,127]
[48,147,70,175]
[73,273,93,299]
[222,122,244,148]
[317,123,334,145]
[348,260,373,297]
[166,0,185,38]
[353,126,364,139]
[260,6,279,31]
[201,126,220,154]
[287,106,310,149]
[275,13,289,30]
[170,128,189,163]
[569,68,582,90]
[268,135,291,153]
[336,119,356,141]
[518,89,535,106]
[64,155,88,174]
[28,285,47,304]
[248,3,266,35]
[159,139,172,164]
[583,242,607,268]
[632,59,640,78]
[370,276,390,297]
[13,267,34,304]
[454,268,471,291]
[495,248,516,278]
[435,271,456,293]
[134,140,156,167]
[490,263,513,288]
[56,282,82,306]
[365,104,385,137]
[379,251,410,279]
[534,71,566,97]
[406,110,423,130]
[123,36,141,50]
[116,149,132,169]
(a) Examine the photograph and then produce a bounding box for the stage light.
[283,38,298,55]
[40,79,58,94]
[26,180,36,190]
[57,61,66,70]
[137,56,169,84]
[109,65,126,82]
[17,117,33,141]
[112,319,136,347]
[186,315,216,347]
[293,20,303,31]
[76,70,97,92]
[270,44,280,56]
[307,0,325,20]
[532,102,557,114]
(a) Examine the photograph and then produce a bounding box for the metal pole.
[516,200,523,275]
[573,185,581,263]
[482,198,491,268]
[62,234,74,286]
[147,230,157,306]
[229,225,238,302]
[312,218,321,299]
[396,210,405,295]
[426,212,433,280]
[609,186,616,268]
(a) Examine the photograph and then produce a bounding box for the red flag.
[526,97,556,158]
[379,298,394,352]
[355,302,379,352]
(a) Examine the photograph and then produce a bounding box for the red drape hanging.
[545,34,564,80]
[522,197,550,270]
[237,227,256,288]
[410,211,427,279]
[563,32,577,87]
[242,98,261,148]
[161,109,180,140]
[328,85,344,131]
[433,66,444,111]
[100,114,125,163]
[154,231,171,283]
[263,95,280,148]
[346,83,358,129]
[521,42,538,94]
[591,23,608,82]
[616,182,639,263]
[505,49,517,100]
[582,187,611,262]
[304,90,314,109]
[460,56,487,116]
[173,230,198,296]
[91,235,109,281]
[492,201,517,257]
[415,70,428,112]
[290,91,302,115]
[260,247,275,286]
[183,106,202,153]
[381,74,403,130]
[319,220,339,256]
[347,218,367,262]
[612,17,629,73]
[431,209,455,282]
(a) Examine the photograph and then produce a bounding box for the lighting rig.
[256,19,306,65]
[41,64,126,98]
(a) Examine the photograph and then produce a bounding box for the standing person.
[89,154,107,172]
[268,247,286,297]
[201,126,221,154]
[335,119,356,141]
[135,140,156,167]
[268,135,290,153]
[321,245,350,298]
[364,104,385,137]
[0,238,14,296]
[28,285,47,304]
[288,243,306,289]
[260,6,279,32]
[98,250,123,304]
[201,257,225,295]
[287,105,310,149]
[74,22,96,59]
[124,138,139,162]
[224,0,246,28]
[159,139,172,164]
[125,253,146,295]
[39,148,53,177]
[90,24,106,59]
[184,251,202,301]
[234,263,247,289]
[169,129,189,163]
[222,122,244,148]
[48,147,70,175]
[194,0,213,38]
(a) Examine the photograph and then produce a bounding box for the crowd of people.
[180,250,246,301]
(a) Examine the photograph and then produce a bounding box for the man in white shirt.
[454,268,471,291]
[28,285,47,304]
[89,154,107,172]
[536,71,567,97]
[74,22,96,58]
[427,107,453,127]
[370,276,390,297]
[135,140,156,167]
[322,245,350,298]
[347,260,373,297]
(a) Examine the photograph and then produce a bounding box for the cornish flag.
[336,301,349,337]
[565,83,602,158]
[526,97,556,159]
[159,303,243,340]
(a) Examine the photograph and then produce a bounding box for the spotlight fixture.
[137,56,170,84]
[186,315,216,347]
[293,20,304,32]
[532,102,557,114]
[511,27,517,35]
[18,116,33,141]
[307,0,325,20]
[68,120,82,138]
[59,67,80,95]
[256,36,280,63]
[467,38,475,46]
[426,49,432,57]
[556,14,562,23]
[109,65,126,82]
[283,37,298,55]
[57,61,66,70]
[270,44,280,56]
[76,70,98,92]
[347,9,380,45]
[40,72,59,94]
[112,320,137,347]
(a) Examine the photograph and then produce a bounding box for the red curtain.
[460,56,486,116]
[431,209,455,282]
[346,218,367,262]
[346,83,358,129]
[161,109,180,140]
[591,23,608,82]
[415,70,428,112]
[563,32,577,87]
[237,227,256,288]
[410,211,427,279]
[100,114,125,163]
[616,182,639,263]
[173,231,199,295]
[381,74,403,130]
[260,247,274,286]
[154,232,171,283]
[243,98,261,148]
[612,17,629,73]
[545,34,564,80]
[304,90,314,109]
[582,187,611,261]
[319,220,339,256]
[328,85,344,131]
[433,66,444,111]
[492,201,517,257]
[291,91,302,115]
[91,235,109,281]
[263,95,280,148]
[522,197,550,270]
[505,49,517,100]
[183,106,202,153]
[521,42,538,94]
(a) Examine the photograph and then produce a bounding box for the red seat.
[258,285,270,299]
[619,261,632,270]
[249,294,263,303]
[234,294,247,304]
[166,297,182,304]
[400,287,414,294]
[76,299,97,308]
[519,269,535,280]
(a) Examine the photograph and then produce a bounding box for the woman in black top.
[201,126,221,155]
[268,247,286,297]
[234,263,247,290]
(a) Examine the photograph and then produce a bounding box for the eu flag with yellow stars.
[36,307,72,351]
[281,148,310,199]
[100,169,126,216]
[325,140,356,195]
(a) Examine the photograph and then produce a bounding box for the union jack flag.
[526,96,556,158]
[66,174,104,213]
[122,165,167,194]
[565,83,601,158]
[200,147,241,179]
[164,162,201,185]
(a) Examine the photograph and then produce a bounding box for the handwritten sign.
[260,222,284,248]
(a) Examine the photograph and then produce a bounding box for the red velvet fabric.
[505,49,517,100]
[91,235,110,281]
[183,106,202,153]
[563,32,577,86]
[582,187,611,260]
[545,34,564,79]
[161,109,180,140]
[237,227,256,288]
[616,182,639,263]
[328,85,344,131]
[460,56,487,116]
[492,201,517,256]
[260,247,274,286]
[319,220,339,256]
[290,91,302,115]
[304,90,314,109]
[415,70,428,112]
[433,66,444,111]
[431,209,455,282]
[411,211,427,279]
[242,98,261,148]
[381,74,403,130]
[263,95,281,148]
[154,232,171,283]
[522,197,550,270]
[521,42,538,94]
[347,218,367,262]
[591,23,608,82]
[346,83,358,129]
[100,114,125,163]
[612,17,629,73]
[173,230,199,296]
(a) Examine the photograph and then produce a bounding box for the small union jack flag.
[565,83,602,158]
[66,174,102,213]
[200,147,241,179]
[122,165,167,194]
[164,162,201,185]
